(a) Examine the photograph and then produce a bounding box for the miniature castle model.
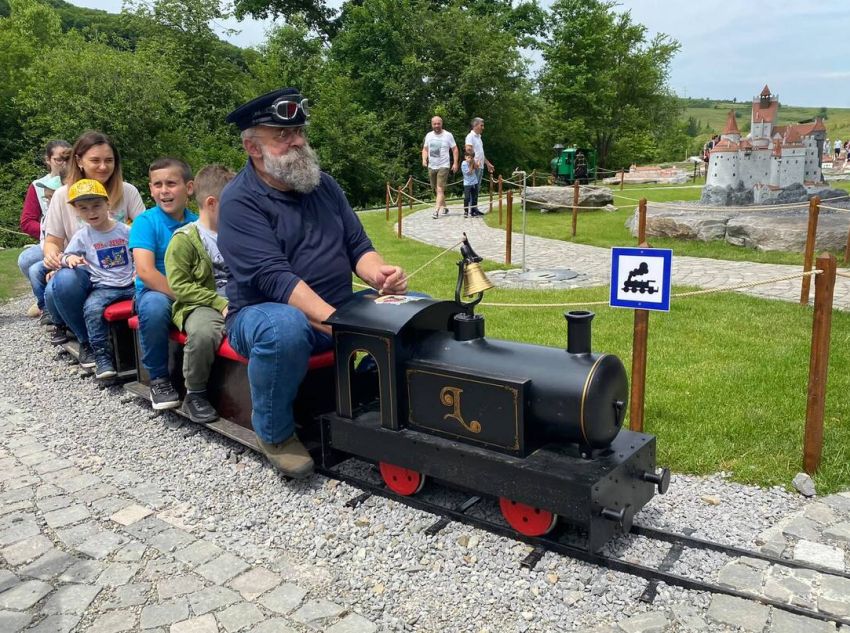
[704,85,827,204]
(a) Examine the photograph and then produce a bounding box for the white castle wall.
[708,152,739,187]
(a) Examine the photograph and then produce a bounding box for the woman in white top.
[43,131,145,343]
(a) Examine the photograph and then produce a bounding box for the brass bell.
[463,261,494,297]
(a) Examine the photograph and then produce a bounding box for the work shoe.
[150,378,180,410]
[78,343,96,368]
[182,391,218,424]
[94,352,116,380]
[49,325,68,345]
[257,435,314,479]
[38,312,54,327]
[27,303,41,318]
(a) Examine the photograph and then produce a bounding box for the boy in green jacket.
[165,165,235,423]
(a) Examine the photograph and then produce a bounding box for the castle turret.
[721,110,740,143]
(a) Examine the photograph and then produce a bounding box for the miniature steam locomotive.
[79,237,669,552]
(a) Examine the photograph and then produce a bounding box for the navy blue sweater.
[218,160,374,317]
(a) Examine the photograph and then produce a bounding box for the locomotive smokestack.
[565,311,594,354]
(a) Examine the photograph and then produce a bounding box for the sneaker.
[442,207,449,215]
[182,391,219,424]
[78,343,96,368]
[38,312,54,327]
[257,435,314,479]
[150,378,180,410]
[26,303,41,318]
[94,352,116,379]
[49,325,68,345]
[432,210,439,219]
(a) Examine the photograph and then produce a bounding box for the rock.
[700,183,754,206]
[700,495,721,506]
[793,540,845,571]
[717,563,763,592]
[781,517,821,541]
[524,185,614,212]
[617,611,668,633]
[817,575,850,618]
[823,521,850,544]
[792,473,816,497]
[707,594,769,632]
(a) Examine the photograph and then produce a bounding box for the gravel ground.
[0,295,818,632]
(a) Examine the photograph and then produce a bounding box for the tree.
[539,0,680,168]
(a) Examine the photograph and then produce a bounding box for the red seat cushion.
[169,331,188,345]
[103,299,134,322]
[307,350,335,370]
[218,338,247,364]
[128,315,139,330]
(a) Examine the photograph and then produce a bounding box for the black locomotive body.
[321,295,667,551]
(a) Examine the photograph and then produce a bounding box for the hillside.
[682,98,850,145]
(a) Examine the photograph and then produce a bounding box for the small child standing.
[461,145,480,218]
[165,165,235,423]
[56,179,134,378]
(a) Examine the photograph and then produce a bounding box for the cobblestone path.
[401,207,850,310]
[0,400,378,633]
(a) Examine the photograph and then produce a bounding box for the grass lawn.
[482,180,850,266]
[360,210,850,493]
[0,248,29,302]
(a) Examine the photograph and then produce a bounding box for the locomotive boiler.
[321,236,669,551]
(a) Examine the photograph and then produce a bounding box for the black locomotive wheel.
[379,462,426,496]
[499,497,558,537]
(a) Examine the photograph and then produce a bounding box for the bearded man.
[218,87,408,478]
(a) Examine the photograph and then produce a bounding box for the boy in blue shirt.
[129,158,198,409]
[460,144,481,218]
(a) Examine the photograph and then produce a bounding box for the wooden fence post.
[620,169,625,191]
[629,238,651,433]
[803,253,837,474]
[407,176,413,211]
[571,180,579,238]
[638,198,648,243]
[489,174,494,214]
[397,187,403,239]
[801,196,820,305]
[844,222,850,264]
[531,170,537,187]
[385,182,390,221]
[498,176,503,226]
[505,190,513,265]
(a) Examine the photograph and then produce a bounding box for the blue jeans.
[136,288,174,381]
[45,267,91,333]
[227,303,332,444]
[17,246,45,309]
[84,286,135,354]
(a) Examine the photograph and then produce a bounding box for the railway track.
[319,464,850,629]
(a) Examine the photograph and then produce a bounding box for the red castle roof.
[722,109,740,135]
[760,85,771,97]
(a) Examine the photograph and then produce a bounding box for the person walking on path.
[465,117,494,215]
[421,116,458,219]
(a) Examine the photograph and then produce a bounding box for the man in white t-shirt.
[421,116,458,219]
[464,117,494,216]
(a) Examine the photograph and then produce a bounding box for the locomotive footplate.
[322,411,659,552]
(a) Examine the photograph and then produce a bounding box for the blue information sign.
[609,247,673,311]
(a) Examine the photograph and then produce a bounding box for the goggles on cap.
[262,98,310,123]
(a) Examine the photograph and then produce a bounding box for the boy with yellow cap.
[53,179,135,378]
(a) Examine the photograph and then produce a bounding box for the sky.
[69,0,850,107]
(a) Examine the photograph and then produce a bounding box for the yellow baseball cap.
[67,179,108,204]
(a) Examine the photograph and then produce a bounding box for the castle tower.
[720,110,740,142]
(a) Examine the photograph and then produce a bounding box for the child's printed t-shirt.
[461,160,479,186]
[64,222,134,288]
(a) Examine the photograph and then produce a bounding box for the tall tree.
[540,0,680,168]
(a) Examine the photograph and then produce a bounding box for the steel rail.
[319,466,850,629]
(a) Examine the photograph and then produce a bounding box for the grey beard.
[262,143,321,193]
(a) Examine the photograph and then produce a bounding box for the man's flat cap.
[226,87,309,130]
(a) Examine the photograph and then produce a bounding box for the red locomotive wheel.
[499,497,558,536]
[379,462,426,496]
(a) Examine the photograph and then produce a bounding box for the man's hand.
[451,162,459,174]
[374,265,407,295]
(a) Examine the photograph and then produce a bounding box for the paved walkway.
[401,206,850,310]
[0,399,378,633]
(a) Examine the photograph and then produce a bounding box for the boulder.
[626,207,731,242]
[524,185,614,212]
[726,211,850,251]
[699,184,754,206]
